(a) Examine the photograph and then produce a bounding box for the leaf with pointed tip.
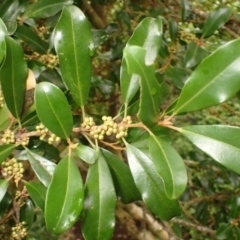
[0,36,28,118]
[45,155,84,234]
[25,182,47,212]
[120,17,162,105]
[82,152,116,240]
[0,144,15,164]
[35,82,73,139]
[26,149,56,187]
[24,0,73,19]
[180,125,240,175]
[149,136,187,199]
[174,39,240,114]
[101,149,141,204]
[202,7,232,38]
[124,46,161,127]
[125,143,181,220]
[0,19,7,64]
[72,144,97,164]
[0,179,9,202]
[14,25,48,53]
[54,5,93,107]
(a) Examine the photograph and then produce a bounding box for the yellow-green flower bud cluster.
[81,117,95,130]
[16,136,29,147]
[0,91,4,108]
[11,222,27,239]
[1,129,15,144]
[36,123,60,144]
[1,158,24,186]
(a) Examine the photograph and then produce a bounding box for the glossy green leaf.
[54,5,93,107]
[14,25,48,53]
[0,19,7,64]
[5,20,17,35]
[35,82,73,139]
[0,0,19,21]
[165,67,188,89]
[45,155,84,234]
[25,182,47,212]
[26,149,56,187]
[180,125,240,175]
[120,17,162,105]
[230,196,240,219]
[20,198,35,228]
[169,20,178,42]
[216,223,234,239]
[0,179,9,202]
[125,143,181,220]
[0,36,28,118]
[101,149,141,204]
[0,144,15,164]
[0,192,12,218]
[72,144,97,164]
[0,105,11,131]
[184,42,209,68]
[82,152,116,240]
[174,39,240,114]
[202,7,232,38]
[24,0,73,19]
[149,136,187,199]
[124,46,161,127]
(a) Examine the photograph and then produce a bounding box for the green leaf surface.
[169,20,178,42]
[45,155,84,234]
[125,143,181,220]
[0,144,15,164]
[0,105,11,131]
[120,17,162,105]
[165,67,188,89]
[202,7,232,38]
[35,82,73,139]
[0,19,7,64]
[0,36,28,118]
[82,152,116,240]
[0,192,12,218]
[101,149,141,204]
[180,125,240,175]
[24,0,73,18]
[230,196,240,219]
[149,136,187,199]
[26,149,56,187]
[179,0,190,21]
[54,5,93,107]
[184,42,209,68]
[174,39,240,114]
[0,179,9,202]
[0,0,19,21]
[20,198,35,228]
[25,182,47,212]
[72,144,97,164]
[14,25,48,53]
[124,46,161,127]
[216,223,234,239]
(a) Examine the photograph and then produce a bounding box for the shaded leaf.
[125,143,181,220]
[174,39,240,114]
[149,136,187,199]
[26,149,56,187]
[124,46,161,127]
[0,144,15,164]
[101,148,141,204]
[24,0,73,19]
[20,198,35,228]
[35,82,73,139]
[216,223,234,240]
[72,144,97,164]
[0,192,12,218]
[0,179,9,202]
[179,0,190,21]
[169,20,178,42]
[0,36,28,118]
[54,5,93,107]
[0,105,11,131]
[25,182,47,211]
[180,125,240,175]
[230,196,240,219]
[0,0,19,21]
[202,7,232,38]
[82,152,116,240]
[165,67,188,89]
[0,19,7,64]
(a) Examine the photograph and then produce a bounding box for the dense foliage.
[0,0,240,239]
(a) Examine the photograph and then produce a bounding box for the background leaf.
[180,125,240,175]
[0,179,9,202]
[174,39,240,114]
[20,198,35,228]
[0,144,15,164]
[35,82,73,139]
[45,155,84,234]
[82,152,116,240]
[26,149,56,187]
[0,19,7,64]
[0,106,11,131]
[54,5,93,107]
[126,143,181,220]
[0,36,28,118]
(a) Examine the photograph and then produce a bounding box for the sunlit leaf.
[0,179,9,202]
[72,144,97,164]
[0,19,7,64]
